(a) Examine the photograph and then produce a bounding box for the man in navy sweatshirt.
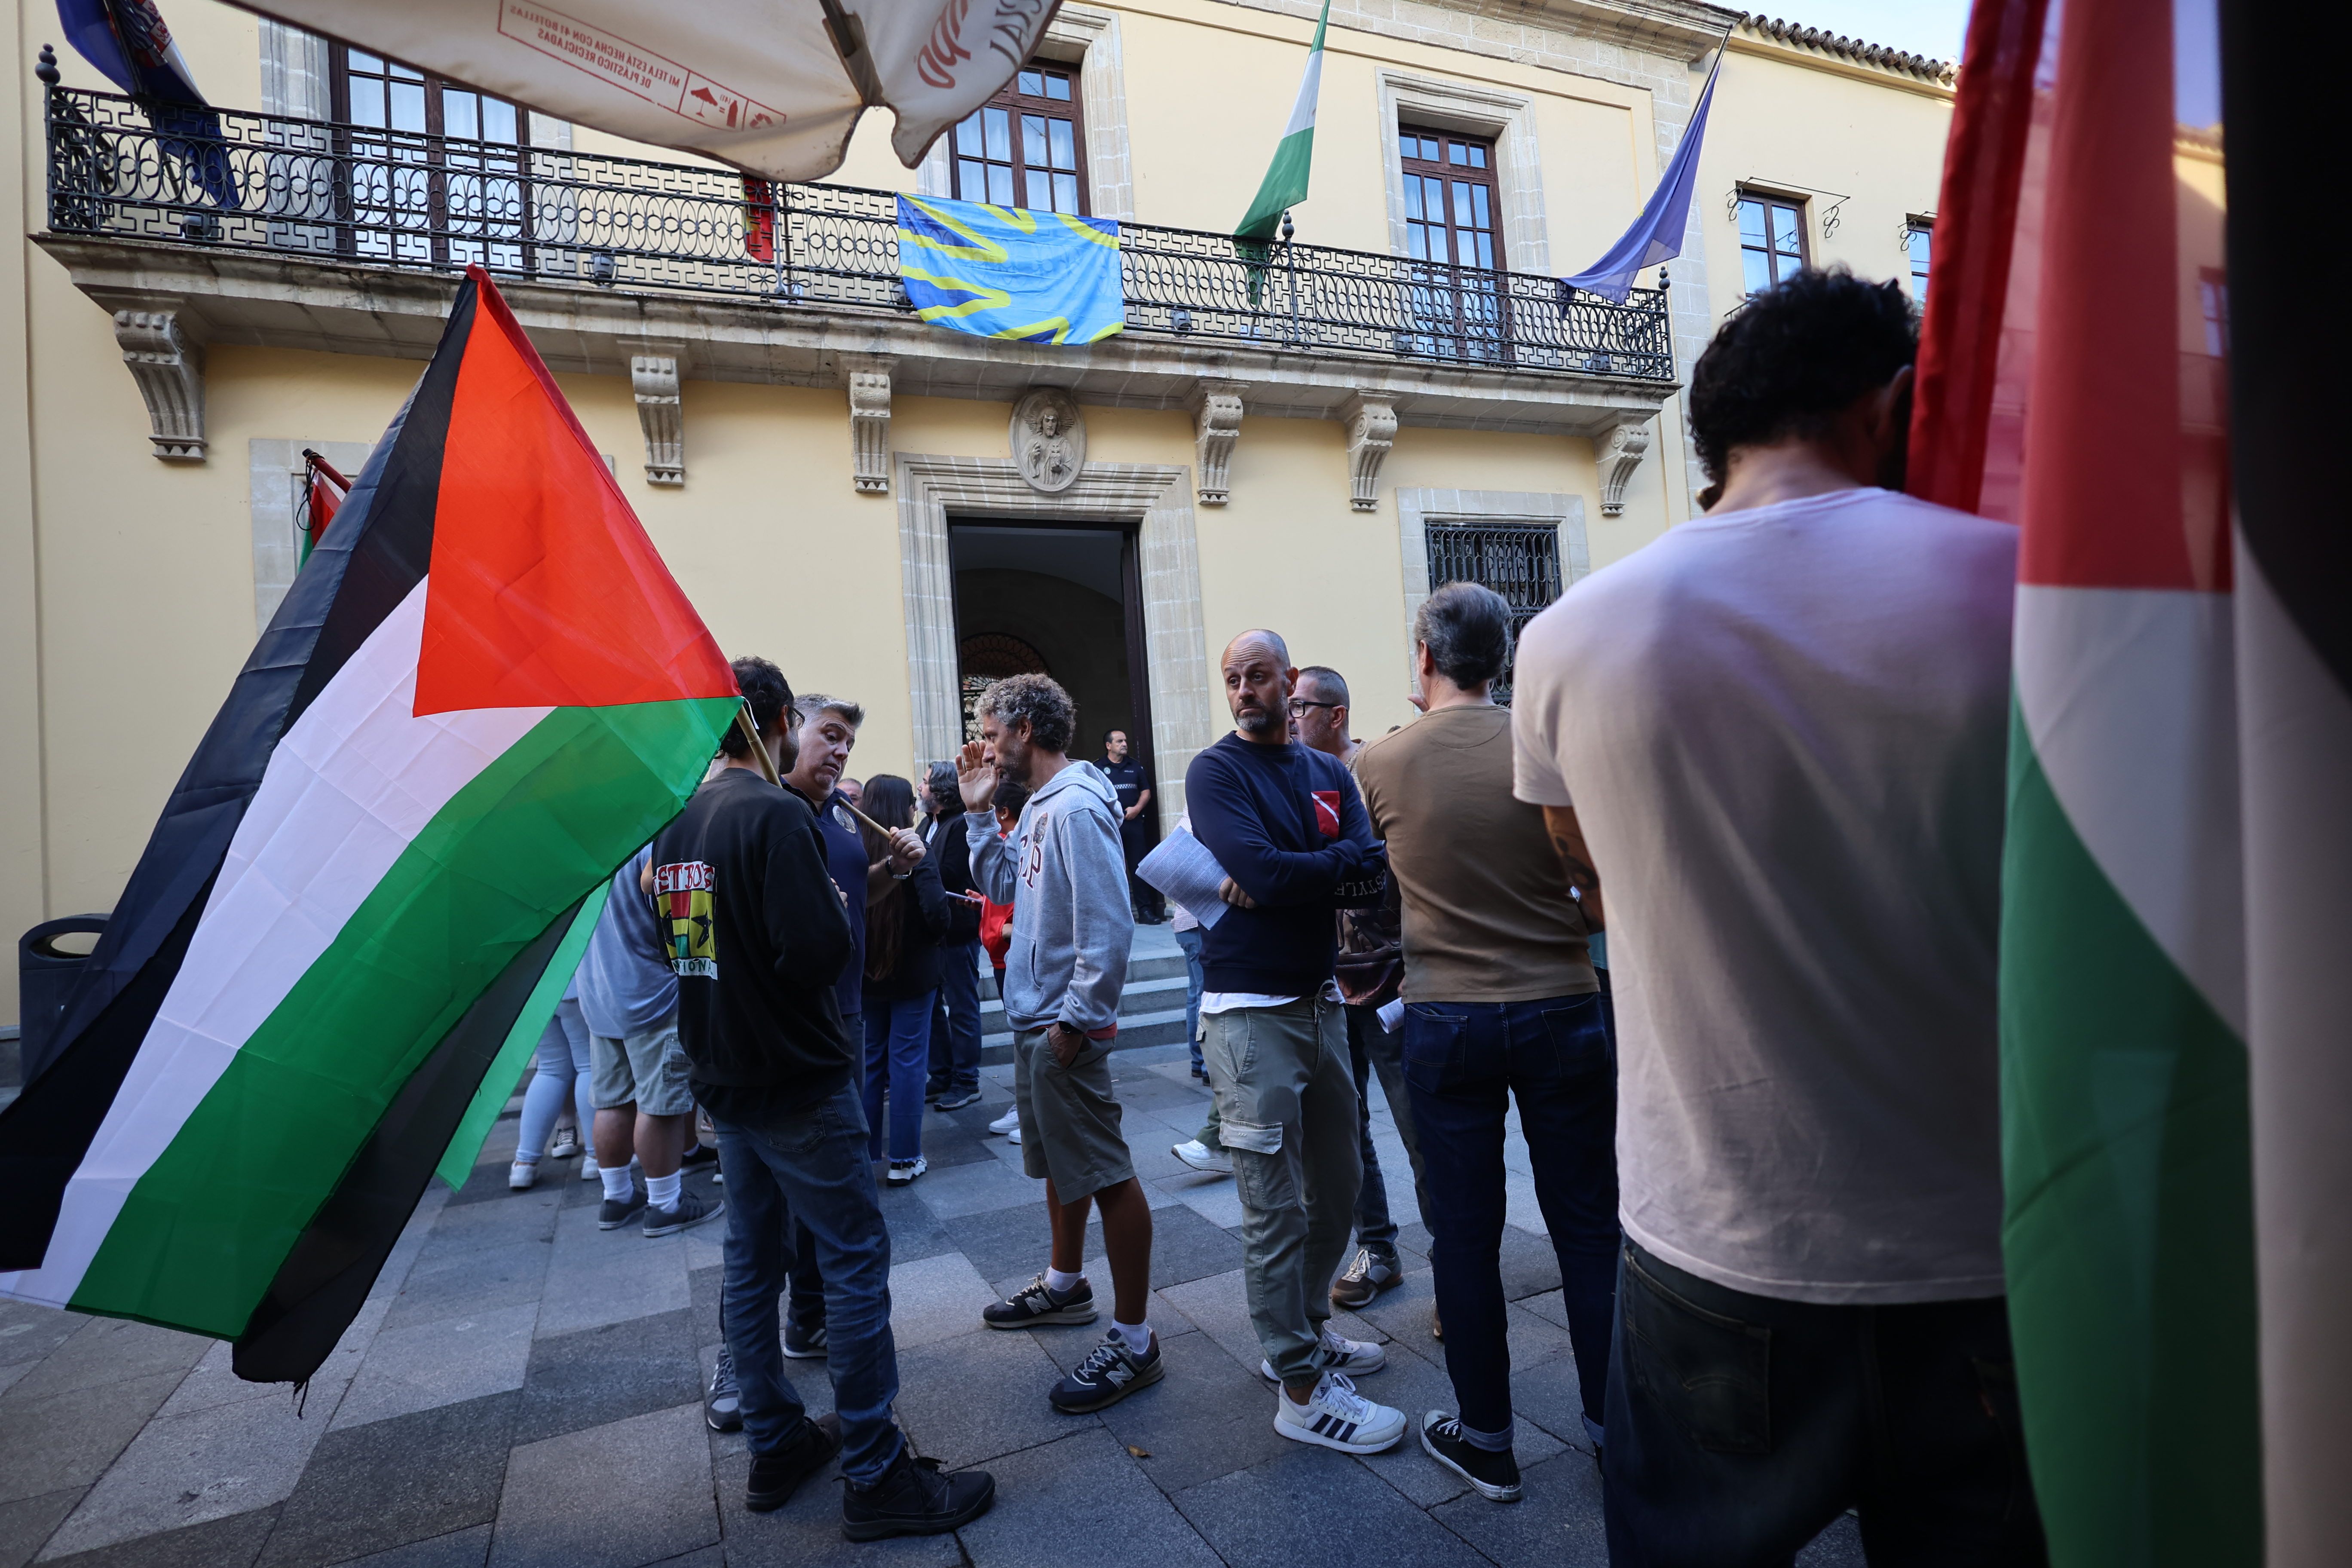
[1188,630,1400,1456]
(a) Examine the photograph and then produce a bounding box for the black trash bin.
[17,915,108,1088]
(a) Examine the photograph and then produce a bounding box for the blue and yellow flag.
[897,195,1124,345]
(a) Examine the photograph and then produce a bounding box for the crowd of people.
[504,267,2043,1561]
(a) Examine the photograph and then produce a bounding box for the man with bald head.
[1188,630,1400,1455]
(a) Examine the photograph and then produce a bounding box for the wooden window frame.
[1398,124,1506,274]
[950,60,1090,216]
[1737,190,1810,296]
[325,43,539,268]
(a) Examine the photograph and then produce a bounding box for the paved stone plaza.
[0,1000,1865,1568]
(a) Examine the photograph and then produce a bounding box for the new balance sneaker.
[548,1125,582,1161]
[935,1088,983,1112]
[746,1412,841,1513]
[1330,1246,1405,1308]
[643,1188,723,1237]
[1260,1322,1387,1383]
[981,1274,1098,1329]
[783,1321,828,1360]
[1420,1411,1523,1502]
[841,1445,996,1540]
[1171,1139,1231,1176]
[508,1159,538,1191]
[1050,1332,1165,1413]
[1273,1371,1407,1455]
[886,1155,928,1185]
[988,1107,1020,1136]
[597,1180,649,1230]
[706,1344,742,1433]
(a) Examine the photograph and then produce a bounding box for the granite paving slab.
[259,1392,519,1568]
[333,1302,539,1432]
[488,1403,715,1568]
[513,1308,700,1448]
[38,1502,280,1568]
[961,1427,1223,1568]
[0,1372,185,1507]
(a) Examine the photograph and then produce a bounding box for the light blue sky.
[1745,1,1973,62]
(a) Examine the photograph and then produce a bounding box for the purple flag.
[1561,46,1722,303]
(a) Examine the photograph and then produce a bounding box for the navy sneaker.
[981,1273,1097,1329]
[1050,1332,1164,1413]
[746,1413,840,1513]
[706,1345,742,1433]
[842,1445,995,1540]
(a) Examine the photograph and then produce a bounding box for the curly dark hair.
[1688,267,1918,488]
[975,672,1076,755]
[721,656,793,757]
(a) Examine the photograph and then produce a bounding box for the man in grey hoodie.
[957,674,1161,1415]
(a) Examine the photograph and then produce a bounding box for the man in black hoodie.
[653,657,994,1539]
[1187,631,1399,1457]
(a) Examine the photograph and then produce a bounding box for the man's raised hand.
[956,739,998,813]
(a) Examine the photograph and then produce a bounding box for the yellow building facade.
[0,0,1955,1022]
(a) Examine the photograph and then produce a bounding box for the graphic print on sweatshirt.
[1312,790,1341,838]
[1023,809,1052,892]
[653,859,717,977]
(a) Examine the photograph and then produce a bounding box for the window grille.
[1423,521,1562,702]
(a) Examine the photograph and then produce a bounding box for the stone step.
[979,973,1186,1027]
[980,1005,1193,1064]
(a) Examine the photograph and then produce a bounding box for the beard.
[772,727,801,777]
[1236,701,1285,738]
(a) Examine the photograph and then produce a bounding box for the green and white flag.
[1235,0,1329,243]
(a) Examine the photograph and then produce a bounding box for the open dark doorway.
[949,519,1161,847]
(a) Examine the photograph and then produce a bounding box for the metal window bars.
[1423,521,1565,703]
[41,82,1675,379]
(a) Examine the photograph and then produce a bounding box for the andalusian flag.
[0,266,738,1384]
[1235,0,1329,243]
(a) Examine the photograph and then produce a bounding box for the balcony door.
[1400,126,1507,361]
[330,47,536,270]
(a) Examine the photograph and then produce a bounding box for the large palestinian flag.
[0,266,738,1383]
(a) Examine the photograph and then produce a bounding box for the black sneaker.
[842,1445,996,1540]
[934,1088,983,1112]
[1330,1246,1405,1308]
[680,1142,720,1171]
[1050,1332,1165,1413]
[746,1412,841,1513]
[706,1345,742,1433]
[981,1273,1098,1329]
[783,1320,828,1360]
[597,1181,649,1230]
[1420,1411,1522,1502]
[644,1188,724,1237]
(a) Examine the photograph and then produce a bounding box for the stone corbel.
[1339,392,1397,512]
[1191,381,1246,505]
[630,355,684,485]
[1596,416,1653,517]
[842,355,894,493]
[114,309,205,461]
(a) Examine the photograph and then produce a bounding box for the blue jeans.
[1345,1002,1426,1257]
[713,1083,902,1483]
[1604,1242,2045,1567]
[927,941,984,1096]
[1403,992,1618,1441]
[1174,926,1205,1073]
[863,990,937,1162]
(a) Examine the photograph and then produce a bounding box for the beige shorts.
[589,1020,695,1116]
[1011,1028,1135,1203]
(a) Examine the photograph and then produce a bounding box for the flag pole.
[732,704,780,786]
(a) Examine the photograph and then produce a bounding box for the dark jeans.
[1403,992,1618,1442]
[1123,828,1163,919]
[863,990,937,1162]
[713,1080,903,1484]
[1605,1241,2046,1568]
[1344,1002,1427,1258]
[927,940,984,1096]
[1174,926,1205,1074]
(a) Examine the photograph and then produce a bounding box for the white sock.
[601,1165,635,1202]
[646,1171,682,1211]
[1110,1318,1152,1354]
[1045,1267,1085,1295]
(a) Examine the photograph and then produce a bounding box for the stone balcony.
[41,81,1678,507]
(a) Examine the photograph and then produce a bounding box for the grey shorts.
[1012,1028,1135,1203]
[590,1019,695,1116]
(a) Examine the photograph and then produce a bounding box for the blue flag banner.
[1559,42,1722,303]
[897,195,1124,345]
[56,0,239,209]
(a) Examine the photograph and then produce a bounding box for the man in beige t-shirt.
[1350,582,1614,1503]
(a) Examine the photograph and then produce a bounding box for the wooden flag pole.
[732,704,780,786]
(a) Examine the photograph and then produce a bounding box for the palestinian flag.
[0,266,738,1384]
[298,448,349,567]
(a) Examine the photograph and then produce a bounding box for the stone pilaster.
[630,355,684,485]
[843,356,894,493]
[1191,381,1245,505]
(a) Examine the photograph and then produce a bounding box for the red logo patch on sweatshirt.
[1312,790,1342,838]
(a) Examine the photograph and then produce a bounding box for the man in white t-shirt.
[1512,270,2044,1564]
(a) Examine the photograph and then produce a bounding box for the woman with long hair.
[858,774,954,1183]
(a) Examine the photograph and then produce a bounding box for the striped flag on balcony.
[0,266,738,1385]
[1236,0,1329,244]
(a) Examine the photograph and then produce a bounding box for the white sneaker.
[1261,1323,1386,1383]
[548,1126,581,1161]
[1007,1125,1023,1145]
[887,1155,929,1185]
[1273,1371,1406,1455]
[1172,1139,1231,1176]
[988,1107,1020,1136]
[508,1160,538,1191]
[580,1154,600,1182]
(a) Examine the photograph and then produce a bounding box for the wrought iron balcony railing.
[42,83,1676,380]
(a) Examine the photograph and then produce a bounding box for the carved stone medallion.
[1010,388,1086,494]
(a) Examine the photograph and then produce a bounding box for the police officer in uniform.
[1100,729,1162,923]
